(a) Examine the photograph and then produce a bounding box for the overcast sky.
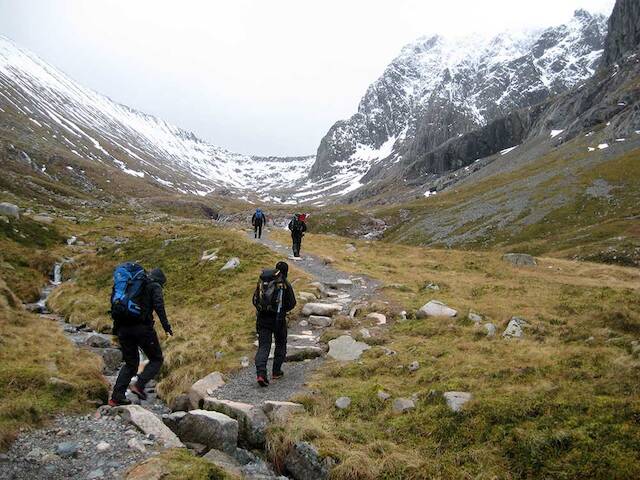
[0,0,615,156]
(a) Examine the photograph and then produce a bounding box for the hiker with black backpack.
[288,213,307,257]
[108,263,173,406]
[252,261,296,387]
[252,208,267,239]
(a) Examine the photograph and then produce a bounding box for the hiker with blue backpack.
[108,263,173,407]
[252,261,296,386]
[252,208,267,239]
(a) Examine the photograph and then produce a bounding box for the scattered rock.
[262,401,305,423]
[503,317,527,339]
[286,345,324,361]
[308,315,333,327]
[335,397,351,410]
[392,398,415,414]
[298,291,317,302]
[176,410,239,454]
[443,391,472,412]
[327,335,370,361]
[408,361,420,372]
[285,441,331,480]
[302,303,342,317]
[424,282,440,291]
[416,300,458,318]
[115,405,183,448]
[326,278,353,288]
[399,310,407,321]
[189,371,225,409]
[100,348,123,372]
[240,356,250,368]
[25,447,47,462]
[220,257,241,271]
[55,441,79,458]
[366,312,387,325]
[66,236,77,246]
[322,256,335,265]
[0,202,19,219]
[502,253,537,267]
[200,248,219,262]
[484,323,497,337]
[377,391,391,401]
[202,398,269,447]
[468,311,483,323]
[86,334,111,348]
[359,328,371,339]
[87,469,104,479]
[345,244,357,253]
[127,437,146,453]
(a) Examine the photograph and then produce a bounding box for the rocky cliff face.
[602,0,640,67]
[310,10,608,188]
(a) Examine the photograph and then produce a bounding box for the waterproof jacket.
[252,211,266,227]
[253,279,296,327]
[288,218,307,237]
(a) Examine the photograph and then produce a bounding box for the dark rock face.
[602,0,640,67]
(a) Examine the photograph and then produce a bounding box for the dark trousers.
[112,323,163,400]
[255,316,287,377]
[292,234,303,257]
[254,224,263,239]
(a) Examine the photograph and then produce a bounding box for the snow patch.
[500,145,519,155]
[550,129,564,138]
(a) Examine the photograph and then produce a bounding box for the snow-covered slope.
[0,35,313,199]
[310,10,608,198]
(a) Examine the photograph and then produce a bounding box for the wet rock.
[502,253,537,267]
[302,303,342,317]
[115,405,183,448]
[416,300,458,318]
[443,391,472,412]
[262,401,305,423]
[177,410,238,454]
[285,441,331,480]
[327,335,370,361]
[366,312,387,325]
[189,371,225,409]
[308,315,333,327]
[335,397,351,410]
[392,398,415,414]
[201,398,269,447]
[503,317,527,339]
[220,257,241,271]
[0,202,19,219]
[55,441,79,458]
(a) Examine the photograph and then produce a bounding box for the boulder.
[0,202,19,219]
[302,303,342,317]
[86,334,111,348]
[169,394,192,412]
[416,300,457,319]
[327,335,370,361]
[220,257,241,271]
[115,405,183,448]
[335,397,351,409]
[286,346,324,361]
[392,398,415,414]
[162,411,187,433]
[484,323,497,337]
[202,398,269,447]
[366,312,387,325]
[502,253,537,267]
[261,401,305,423]
[443,391,472,412]
[308,315,333,327]
[298,291,317,303]
[503,317,527,339]
[285,442,331,480]
[177,410,238,454]
[189,371,225,408]
[202,449,243,477]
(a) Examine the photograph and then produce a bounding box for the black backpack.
[254,269,286,314]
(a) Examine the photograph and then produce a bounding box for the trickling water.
[52,263,62,285]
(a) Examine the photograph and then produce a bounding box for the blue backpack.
[110,262,147,322]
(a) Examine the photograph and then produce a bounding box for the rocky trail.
[2,228,385,480]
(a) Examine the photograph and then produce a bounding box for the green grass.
[128,449,239,479]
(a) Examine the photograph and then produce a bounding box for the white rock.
[484,323,497,337]
[298,291,317,303]
[0,202,19,219]
[308,315,333,327]
[503,317,527,339]
[201,248,219,262]
[188,372,225,409]
[220,257,241,271]
[240,356,250,368]
[299,320,309,327]
[377,391,391,401]
[327,335,370,361]
[366,312,387,325]
[408,361,420,372]
[335,397,351,409]
[468,311,483,323]
[443,391,472,412]
[127,438,146,453]
[416,300,458,319]
[115,405,183,448]
[66,236,77,246]
[302,303,342,317]
[392,398,415,414]
[359,328,371,339]
[96,441,111,452]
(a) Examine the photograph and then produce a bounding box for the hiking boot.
[272,371,284,380]
[130,383,147,400]
[108,397,132,407]
[257,375,270,387]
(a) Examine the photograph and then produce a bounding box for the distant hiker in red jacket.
[288,213,307,257]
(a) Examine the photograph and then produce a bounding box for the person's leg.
[254,324,273,378]
[136,325,164,389]
[258,224,262,239]
[273,320,287,376]
[112,327,139,400]
[254,225,258,238]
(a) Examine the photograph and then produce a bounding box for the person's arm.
[301,223,307,233]
[284,282,296,312]
[151,283,173,335]
[288,220,293,231]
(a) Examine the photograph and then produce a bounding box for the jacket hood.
[148,268,167,286]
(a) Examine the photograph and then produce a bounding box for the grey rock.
[0,202,19,218]
[502,253,537,267]
[55,441,79,458]
[162,411,187,433]
[377,391,391,401]
[261,401,305,423]
[443,391,473,412]
[484,323,497,337]
[284,442,331,480]
[201,398,269,447]
[95,441,111,452]
[127,437,146,453]
[335,397,351,410]
[100,348,123,373]
[302,303,342,317]
[503,317,527,339]
[416,300,458,318]
[220,257,241,271]
[189,371,225,409]
[468,311,483,323]
[169,394,192,412]
[327,335,370,361]
[408,361,420,372]
[602,0,640,68]
[307,315,333,327]
[286,346,324,361]
[87,468,104,479]
[114,405,183,448]
[177,410,239,454]
[86,334,111,348]
[298,291,317,303]
[366,312,387,325]
[392,398,415,414]
[202,449,243,476]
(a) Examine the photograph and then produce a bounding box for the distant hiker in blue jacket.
[252,208,267,239]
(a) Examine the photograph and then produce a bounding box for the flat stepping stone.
[416,300,457,318]
[302,303,342,317]
[327,335,370,361]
